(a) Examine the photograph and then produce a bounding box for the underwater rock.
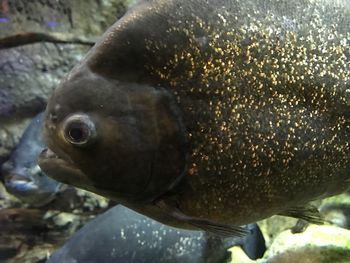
[229,246,256,263]
[0,206,100,263]
[262,225,350,263]
[0,207,55,262]
[0,43,86,118]
[47,205,266,263]
[319,193,350,230]
[0,184,110,262]
[256,216,298,248]
[0,181,21,209]
[0,0,131,38]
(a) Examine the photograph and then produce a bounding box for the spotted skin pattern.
[40,0,350,229]
[140,0,350,224]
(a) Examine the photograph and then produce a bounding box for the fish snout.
[3,168,38,194]
[3,164,59,206]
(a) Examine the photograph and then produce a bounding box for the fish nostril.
[50,114,58,122]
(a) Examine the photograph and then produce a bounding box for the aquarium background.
[0,0,350,262]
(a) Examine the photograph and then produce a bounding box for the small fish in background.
[320,202,350,230]
[47,205,266,263]
[1,112,61,207]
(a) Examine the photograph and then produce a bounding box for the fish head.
[2,160,60,206]
[38,65,187,203]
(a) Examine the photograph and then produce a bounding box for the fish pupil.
[62,114,96,147]
[69,126,85,142]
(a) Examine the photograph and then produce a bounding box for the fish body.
[47,205,265,263]
[2,112,61,206]
[39,0,350,235]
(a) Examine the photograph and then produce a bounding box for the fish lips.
[38,148,91,189]
[3,169,58,206]
[5,178,57,206]
[38,148,154,200]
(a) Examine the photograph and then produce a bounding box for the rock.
[230,247,256,263]
[1,0,131,37]
[0,208,53,262]
[0,181,21,209]
[262,225,350,263]
[0,43,87,119]
[74,188,109,212]
[257,216,298,248]
[0,196,108,262]
[319,193,350,230]
[229,194,350,263]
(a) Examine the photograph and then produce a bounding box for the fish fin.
[290,219,309,234]
[278,205,324,225]
[240,224,266,260]
[156,200,248,237]
[185,217,249,238]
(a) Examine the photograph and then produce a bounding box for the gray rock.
[320,194,350,230]
[262,225,350,263]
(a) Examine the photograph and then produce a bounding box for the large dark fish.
[47,205,266,263]
[39,0,350,236]
[2,112,61,206]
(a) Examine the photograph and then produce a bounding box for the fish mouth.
[5,179,57,206]
[2,161,56,206]
[38,148,75,171]
[5,175,39,193]
[3,172,58,206]
[38,148,89,187]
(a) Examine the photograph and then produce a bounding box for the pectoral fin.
[184,216,249,237]
[279,205,324,225]
[290,219,309,234]
[156,200,248,237]
[240,223,266,259]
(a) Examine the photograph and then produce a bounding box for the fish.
[38,0,350,236]
[2,112,61,206]
[47,205,266,263]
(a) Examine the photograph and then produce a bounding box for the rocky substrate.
[230,193,350,263]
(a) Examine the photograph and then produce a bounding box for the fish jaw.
[38,148,120,199]
[5,179,56,206]
[38,148,91,190]
[2,163,59,206]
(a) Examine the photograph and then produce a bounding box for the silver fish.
[2,112,61,206]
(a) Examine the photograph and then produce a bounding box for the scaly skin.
[39,0,350,228]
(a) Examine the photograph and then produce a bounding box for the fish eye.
[61,114,97,147]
